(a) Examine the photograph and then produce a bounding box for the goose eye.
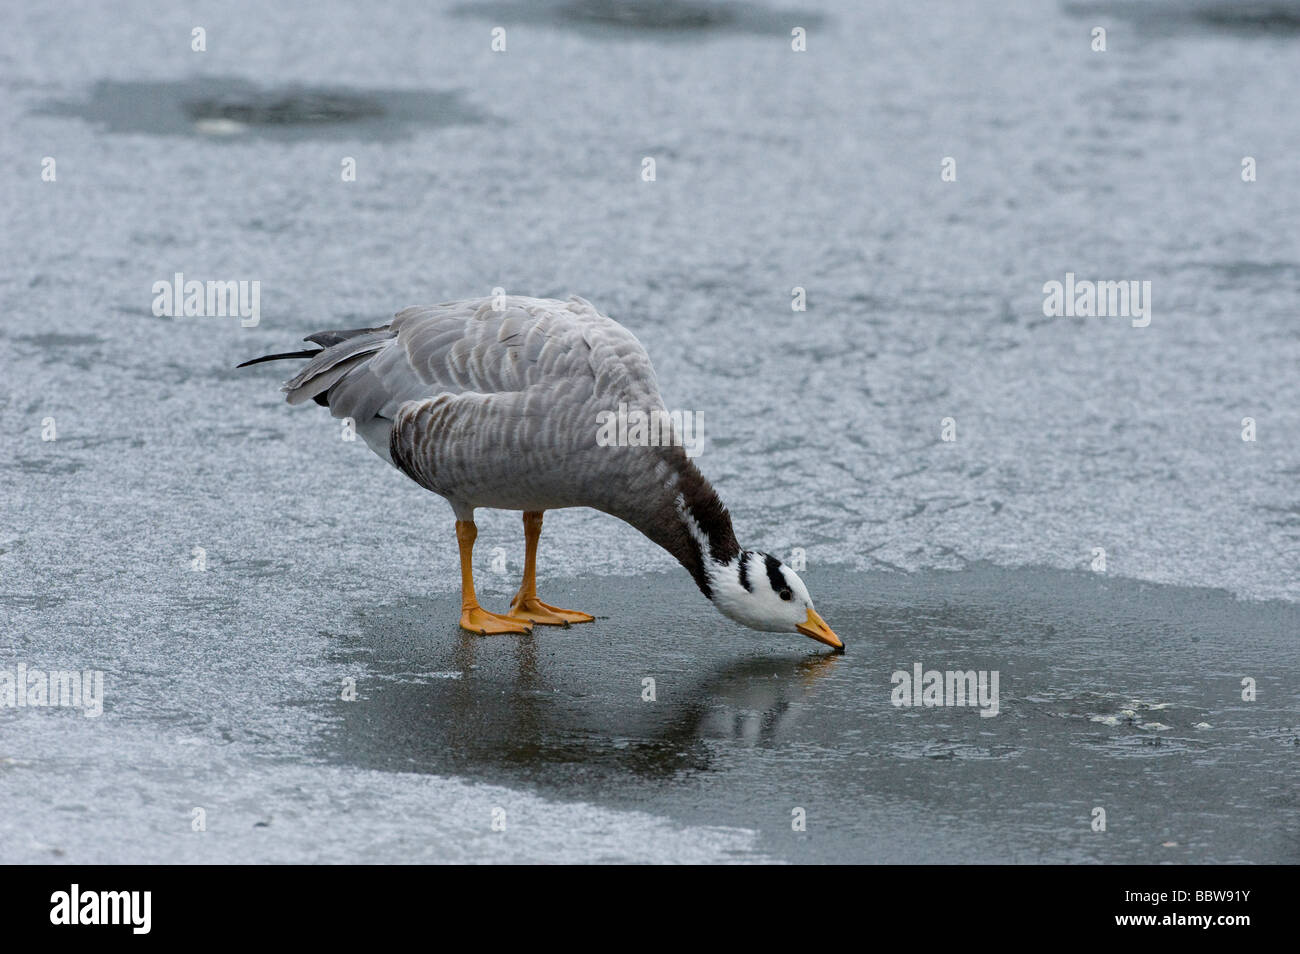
[779,589,793,601]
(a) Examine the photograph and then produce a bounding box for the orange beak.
[796,608,843,651]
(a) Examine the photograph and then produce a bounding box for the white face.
[711,551,816,633]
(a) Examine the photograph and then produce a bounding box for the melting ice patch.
[36,78,487,141]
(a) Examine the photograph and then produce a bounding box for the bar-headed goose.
[239,295,842,651]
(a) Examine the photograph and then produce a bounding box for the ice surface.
[2,0,1297,863]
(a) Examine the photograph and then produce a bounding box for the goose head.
[709,551,843,651]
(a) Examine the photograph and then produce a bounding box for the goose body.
[242,295,841,649]
[289,296,666,519]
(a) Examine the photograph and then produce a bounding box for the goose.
[239,295,842,651]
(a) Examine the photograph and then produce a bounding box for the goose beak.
[796,608,843,651]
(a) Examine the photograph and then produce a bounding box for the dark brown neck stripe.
[609,446,740,601]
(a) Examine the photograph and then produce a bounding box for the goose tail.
[238,324,395,407]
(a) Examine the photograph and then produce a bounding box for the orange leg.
[508,512,595,626]
[457,520,532,635]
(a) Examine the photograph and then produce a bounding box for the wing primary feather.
[236,349,322,369]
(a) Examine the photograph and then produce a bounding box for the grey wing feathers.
[304,325,391,349]
[308,296,663,418]
[282,297,668,510]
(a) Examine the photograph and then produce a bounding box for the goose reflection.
[323,618,841,787]
[645,654,839,759]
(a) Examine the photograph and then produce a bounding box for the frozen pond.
[2,0,1297,862]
